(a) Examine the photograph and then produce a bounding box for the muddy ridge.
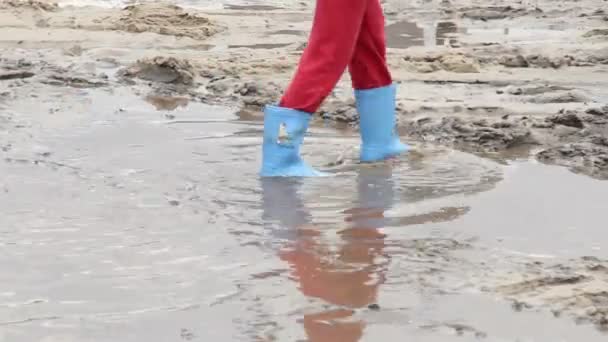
[495,256,608,331]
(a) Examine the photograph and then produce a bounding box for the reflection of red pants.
[280,0,392,114]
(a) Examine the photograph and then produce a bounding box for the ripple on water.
[209,133,503,245]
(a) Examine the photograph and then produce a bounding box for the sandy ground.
[1,0,608,339]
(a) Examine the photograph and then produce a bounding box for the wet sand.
[1,0,608,341]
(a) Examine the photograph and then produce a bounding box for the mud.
[2,0,608,340]
[110,3,219,40]
[585,29,608,38]
[537,137,608,179]
[460,5,542,21]
[494,256,608,331]
[119,56,196,85]
[0,0,58,11]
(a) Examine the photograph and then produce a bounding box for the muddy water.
[2,84,608,341]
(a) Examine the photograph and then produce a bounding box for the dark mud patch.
[460,6,542,21]
[0,0,57,11]
[547,112,585,129]
[0,71,34,80]
[584,29,608,38]
[41,74,108,88]
[111,3,219,40]
[579,9,607,20]
[586,105,608,117]
[119,56,195,85]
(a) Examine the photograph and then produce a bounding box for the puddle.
[386,20,463,49]
[435,21,459,46]
[386,20,425,49]
[385,16,575,49]
[2,84,608,341]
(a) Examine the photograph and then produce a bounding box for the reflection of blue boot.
[356,84,409,163]
[260,105,325,177]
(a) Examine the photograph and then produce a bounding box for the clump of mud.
[472,45,607,69]
[0,0,57,11]
[401,53,480,73]
[119,56,195,85]
[498,54,575,69]
[200,67,285,112]
[112,3,219,40]
[402,116,535,152]
[321,101,358,124]
[529,91,591,104]
[537,136,608,180]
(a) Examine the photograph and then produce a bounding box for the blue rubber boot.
[260,105,325,177]
[356,84,409,163]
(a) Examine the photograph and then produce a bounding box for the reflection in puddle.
[386,19,463,48]
[386,20,425,49]
[261,164,470,341]
[436,21,459,46]
[144,95,189,111]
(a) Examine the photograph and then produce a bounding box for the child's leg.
[349,0,409,162]
[279,0,370,114]
[348,0,392,90]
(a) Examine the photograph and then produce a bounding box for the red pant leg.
[349,0,392,90]
[279,0,369,114]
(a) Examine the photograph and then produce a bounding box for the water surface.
[2,86,608,341]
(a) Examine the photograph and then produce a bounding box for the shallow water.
[2,85,608,341]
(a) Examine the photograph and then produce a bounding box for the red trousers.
[279,0,393,114]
